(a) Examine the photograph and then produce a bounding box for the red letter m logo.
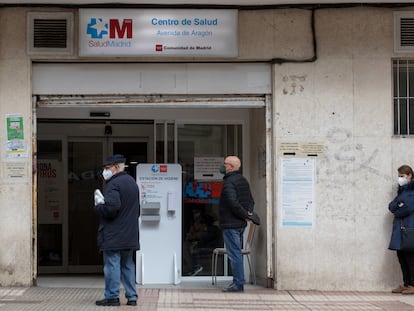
[109,19,132,39]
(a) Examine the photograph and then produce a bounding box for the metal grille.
[393,59,414,135]
[33,19,67,48]
[401,18,414,46]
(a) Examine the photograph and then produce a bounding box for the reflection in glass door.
[68,141,103,269]
[112,141,148,180]
[179,124,242,278]
[37,140,64,268]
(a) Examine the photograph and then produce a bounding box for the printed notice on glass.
[280,158,315,227]
[194,157,224,181]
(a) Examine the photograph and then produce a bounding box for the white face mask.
[102,168,113,181]
[398,177,409,187]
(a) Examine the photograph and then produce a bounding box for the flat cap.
[103,154,125,166]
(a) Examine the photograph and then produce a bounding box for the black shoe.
[95,298,120,306]
[127,300,137,306]
[222,283,244,292]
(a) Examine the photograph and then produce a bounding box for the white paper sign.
[280,158,315,227]
[194,157,224,181]
[79,9,238,57]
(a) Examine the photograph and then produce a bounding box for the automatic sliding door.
[37,121,153,274]
[67,141,103,270]
[37,140,64,269]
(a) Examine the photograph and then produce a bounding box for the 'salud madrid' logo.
[86,18,108,39]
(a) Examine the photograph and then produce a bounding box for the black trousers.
[397,250,414,286]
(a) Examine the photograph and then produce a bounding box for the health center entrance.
[36,113,253,281]
[33,62,270,283]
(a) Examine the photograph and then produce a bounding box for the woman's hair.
[398,165,414,176]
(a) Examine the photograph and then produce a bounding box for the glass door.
[178,124,242,278]
[67,139,148,272]
[37,140,65,269]
[67,140,103,271]
[38,134,149,273]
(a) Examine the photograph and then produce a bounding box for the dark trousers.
[397,250,414,286]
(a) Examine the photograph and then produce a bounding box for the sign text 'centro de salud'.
[79,9,238,57]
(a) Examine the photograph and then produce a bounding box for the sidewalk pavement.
[1,277,414,310]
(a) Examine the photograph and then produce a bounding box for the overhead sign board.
[79,9,238,57]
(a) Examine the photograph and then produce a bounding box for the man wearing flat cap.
[94,154,140,307]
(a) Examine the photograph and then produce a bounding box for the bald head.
[224,156,241,173]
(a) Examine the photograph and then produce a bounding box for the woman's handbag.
[400,219,414,251]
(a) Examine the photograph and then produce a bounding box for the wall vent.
[27,12,74,55]
[394,12,414,53]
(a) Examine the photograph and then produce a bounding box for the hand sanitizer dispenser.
[167,191,176,212]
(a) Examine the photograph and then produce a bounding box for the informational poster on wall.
[136,164,182,284]
[5,114,28,158]
[4,162,28,179]
[280,158,315,227]
[6,114,24,140]
[79,9,238,57]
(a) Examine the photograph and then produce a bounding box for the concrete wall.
[272,7,398,291]
[240,6,405,290]
[0,8,33,286]
[0,5,410,290]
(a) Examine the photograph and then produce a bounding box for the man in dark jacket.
[219,155,255,292]
[94,154,140,306]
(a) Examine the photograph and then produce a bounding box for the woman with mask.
[389,165,414,294]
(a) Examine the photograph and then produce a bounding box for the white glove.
[94,189,105,206]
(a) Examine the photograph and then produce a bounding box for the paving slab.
[1,286,414,311]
